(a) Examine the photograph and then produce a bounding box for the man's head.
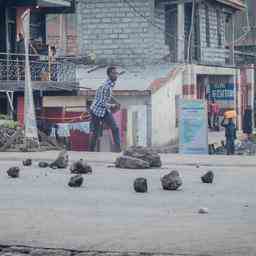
[107,66,118,82]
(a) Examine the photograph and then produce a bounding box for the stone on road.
[70,159,92,174]
[6,167,20,178]
[50,150,69,169]
[38,162,49,168]
[68,175,84,187]
[133,177,148,193]
[201,170,214,183]
[123,146,162,167]
[161,170,182,190]
[22,159,32,166]
[115,156,150,169]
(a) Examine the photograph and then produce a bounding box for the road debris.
[161,170,182,190]
[7,167,20,178]
[133,177,148,193]
[201,171,214,183]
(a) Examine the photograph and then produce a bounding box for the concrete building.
[71,0,250,147]
[1,0,251,150]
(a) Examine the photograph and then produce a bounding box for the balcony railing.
[0,52,76,83]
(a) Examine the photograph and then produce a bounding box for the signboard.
[209,83,234,100]
[179,99,208,154]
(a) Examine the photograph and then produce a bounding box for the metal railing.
[0,52,76,82]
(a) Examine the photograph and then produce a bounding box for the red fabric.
[17,96,24,127]
[211,103,220,114]
[69,130,90,151]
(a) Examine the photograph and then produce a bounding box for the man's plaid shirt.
[90,79,115,117]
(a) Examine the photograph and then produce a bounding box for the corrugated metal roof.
[78,64,177,92]
[215,0,245,10]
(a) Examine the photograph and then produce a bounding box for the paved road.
[0,152,255,256]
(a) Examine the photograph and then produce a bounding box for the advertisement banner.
[209,83,234,100]
[179,99,208,154]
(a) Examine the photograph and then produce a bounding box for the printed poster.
[179,99,208,154]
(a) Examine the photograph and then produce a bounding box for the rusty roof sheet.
[215,0,245,10]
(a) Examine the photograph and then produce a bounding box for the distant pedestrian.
[207,94,212,129]
[243,105,253,140]
[89,66,121,152]
[221,117,237,155]
[211,99,220,131]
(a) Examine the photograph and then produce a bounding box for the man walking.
[89,66,121,152]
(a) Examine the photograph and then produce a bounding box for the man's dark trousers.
[90,111,121,152]
[226,138,235,155]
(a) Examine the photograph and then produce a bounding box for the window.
[216,9,222,47]
[205,4,210,47]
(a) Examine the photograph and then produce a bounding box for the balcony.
[0,52,78,92]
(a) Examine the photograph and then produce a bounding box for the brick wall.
[77,0,235,66]
[77,0,169,65]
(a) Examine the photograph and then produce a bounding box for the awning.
[37,0,72,7]
[5,0,75,12]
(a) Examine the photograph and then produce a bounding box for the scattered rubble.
[236,140,256,155]
[198,207,209,214]
[70,159,92,174]
[115,156,150,169]
[210,139,256,156]
[23,159,32,166]
[7,167,20,178]
[0,125,60,152]
[133,177,148,193]
[50,150,69,169]
[161,170,182,190]
[68,175,84,187]
[123,146,162,167]
[38,162,49,168]
[201,171,214,183]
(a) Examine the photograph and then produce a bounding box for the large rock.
[23,159,32,166]
[123,146,161,167]
[68,175,84,187]
[133,177,148,193]
[70,159,92,174]
[115,156,150,169]
[50,150,69,169]
[161,170,182,190]
[7,167,20,178]
[201,171,214,183]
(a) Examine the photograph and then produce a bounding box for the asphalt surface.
[0,152,255,256]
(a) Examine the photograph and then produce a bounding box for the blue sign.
[179,100,208,155]
[210,83,234,100]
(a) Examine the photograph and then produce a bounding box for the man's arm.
[221,117,226,127]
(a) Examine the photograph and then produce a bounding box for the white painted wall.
[151,71,183,146]
[127,105,147,147]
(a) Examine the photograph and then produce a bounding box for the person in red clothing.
[211,99,220,131]
[207,94,212,129]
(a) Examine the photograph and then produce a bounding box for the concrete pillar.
[177,3,185,63]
